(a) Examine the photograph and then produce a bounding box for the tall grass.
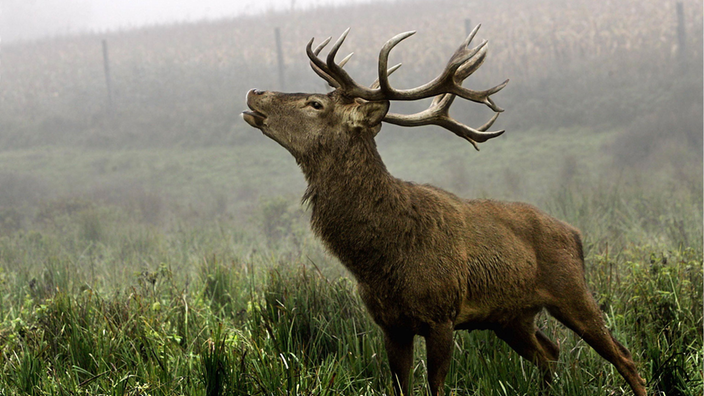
[0,181,700,395]
[544,178,703,255]
[0,248,700,395]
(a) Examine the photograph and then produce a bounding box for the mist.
[0,0,378,42]
[0,0,701,248]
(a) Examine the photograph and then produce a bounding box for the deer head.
[242,26,509,161]
[242,89,389,159]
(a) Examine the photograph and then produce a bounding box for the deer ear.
[350,100,389,129]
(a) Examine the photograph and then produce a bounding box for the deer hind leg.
[548,295,647,396]
[383,328,415,396]
[494,314,560,386]
[425,321,454,396]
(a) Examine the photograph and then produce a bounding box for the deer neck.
[299,131,402,282]
[301,132,394,211]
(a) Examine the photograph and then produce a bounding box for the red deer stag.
[242,26,646,396]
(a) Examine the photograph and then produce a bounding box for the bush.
[258,197,307,248]
[611,85,703,169]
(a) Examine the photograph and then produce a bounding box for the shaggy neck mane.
[298,128,407,282]
[301,132,390,204]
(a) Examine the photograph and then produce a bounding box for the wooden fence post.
[676,2,686,68]
[275,27,286,91]
[102,39,113,112]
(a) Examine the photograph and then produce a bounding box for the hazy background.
[0,0,701,250]
[0,0,383,42]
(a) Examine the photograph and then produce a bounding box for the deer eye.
[308,101,324,110]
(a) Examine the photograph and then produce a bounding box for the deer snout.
[245,89,266,104]
[247,89,269,100]
[242,89,269,129]
[245,89,268,111]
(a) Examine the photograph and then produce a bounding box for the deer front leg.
[426,321,454,396]
[384,328,415,396]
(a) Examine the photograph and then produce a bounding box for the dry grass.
[0,0,700,148]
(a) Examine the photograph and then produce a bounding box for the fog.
[0,0,377,42]
[0,0,701,250]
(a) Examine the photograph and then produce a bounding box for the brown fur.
[242,89,646,396]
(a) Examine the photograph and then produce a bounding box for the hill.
[1,0,701,147]
[0,0,701,236]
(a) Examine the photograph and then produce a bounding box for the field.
[0,175,701,395]
[0,0,702,394]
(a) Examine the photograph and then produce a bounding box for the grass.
[0,107,699,395]
[0,228,700,395]
[0,124,654,224]
[0,144,303,212]
[0,112,699,396]
[0,168,701,395]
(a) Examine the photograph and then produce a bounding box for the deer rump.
[242,27,646,396]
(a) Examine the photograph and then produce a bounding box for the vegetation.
[0,0,701,394]
[0,186,700,395]
[1,0,701,150]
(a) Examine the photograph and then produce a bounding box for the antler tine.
[321,28,384,100]
[448,40,488,80]
[440,118,504,150]
[477,112,500,132]
[455,78,509,112]
[371,63,402,89]
[454,31,510,111]
[326,28,351,68]
[455,24,493,86]
[311,65,341,88]
[461,23,482,49]
[378,31,416,95]
[338,52,354,68]
[455,41,488,81]
[307,37,329,71]
[313,37,332,55]
[377,32,499,106]
[383,91,504,150]
[307,39,341,89]
[308,37,353,89]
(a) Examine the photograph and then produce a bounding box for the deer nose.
[246,89,266,103]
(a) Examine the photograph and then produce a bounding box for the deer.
[241,26,646,396]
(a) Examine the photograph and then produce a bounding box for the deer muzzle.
[242,89,267,128]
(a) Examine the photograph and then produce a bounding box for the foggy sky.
[1,0,377,42]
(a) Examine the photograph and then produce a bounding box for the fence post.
[676,2,686,68]
[274,27,286,91]
[464,19,472,36]
[102,39,113,112]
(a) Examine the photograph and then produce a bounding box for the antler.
[306,28,386,100]
[307,26,508,149]
[383,94,503,151]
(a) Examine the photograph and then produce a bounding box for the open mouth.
[241,108,267,128]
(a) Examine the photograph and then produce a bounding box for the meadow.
[0,0,702,394]
[0,173,700,395]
